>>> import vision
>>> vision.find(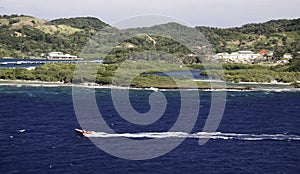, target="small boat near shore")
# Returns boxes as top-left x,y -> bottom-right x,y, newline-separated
75,128 -> 92,135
